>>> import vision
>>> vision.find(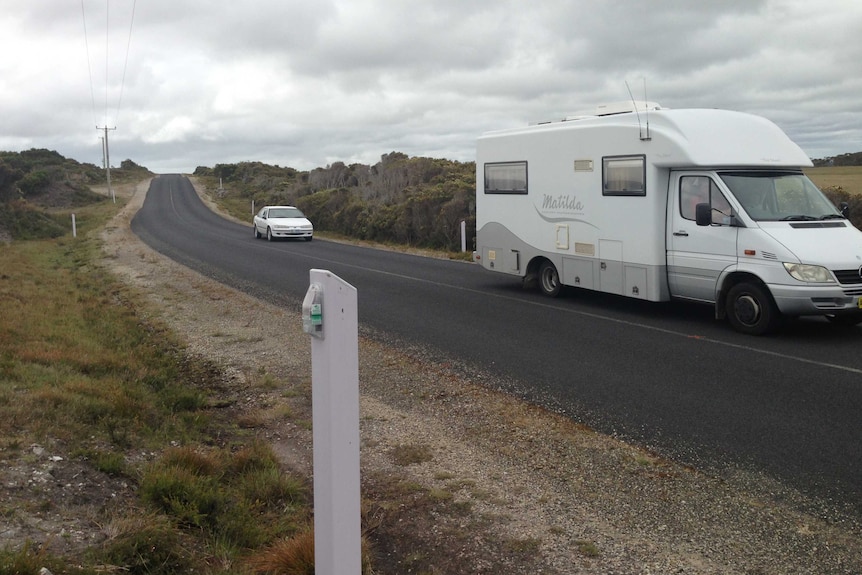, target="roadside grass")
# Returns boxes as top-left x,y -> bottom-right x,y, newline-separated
0,202 -> 321,573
